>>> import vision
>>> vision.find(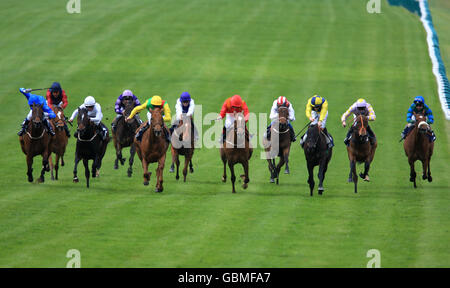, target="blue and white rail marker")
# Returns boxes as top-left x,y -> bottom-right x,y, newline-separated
418,0 -> 450,120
